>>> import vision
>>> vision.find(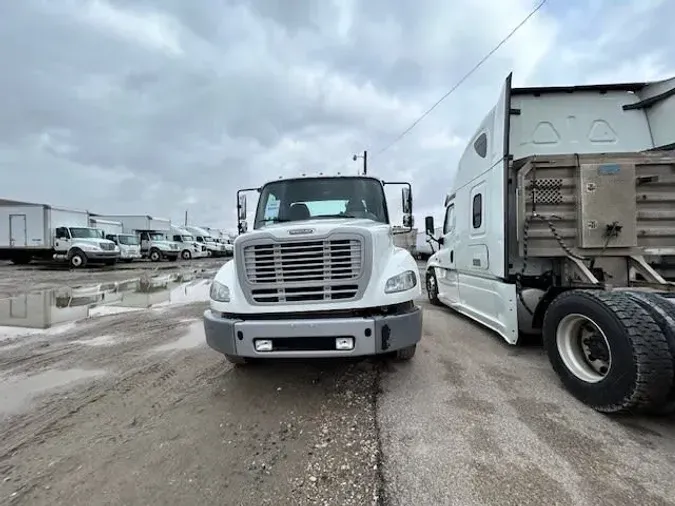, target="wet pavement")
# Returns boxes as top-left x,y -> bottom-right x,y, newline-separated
0,261 -> 675,505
